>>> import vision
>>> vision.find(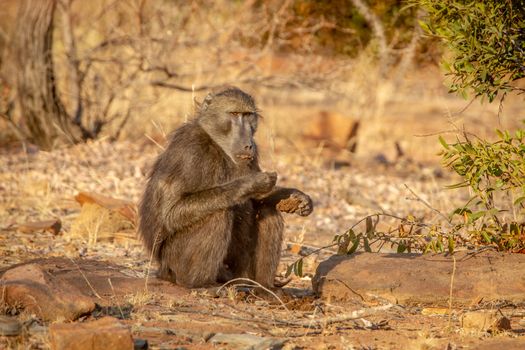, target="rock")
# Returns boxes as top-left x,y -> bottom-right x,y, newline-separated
70,192 -> 136,242
303,110 -> 360,152
49,317 -> 133,350
0,257 -> 186,311
313,251 -> 525,306
209,333 -> 284,349
0,315 -> 22,336
461,310 -> 511,333
474,339 -> 525,350
17,219 -> 62,235
0,263 -> 96,322
75,192 -> 137,223
133,339 -> 149,350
